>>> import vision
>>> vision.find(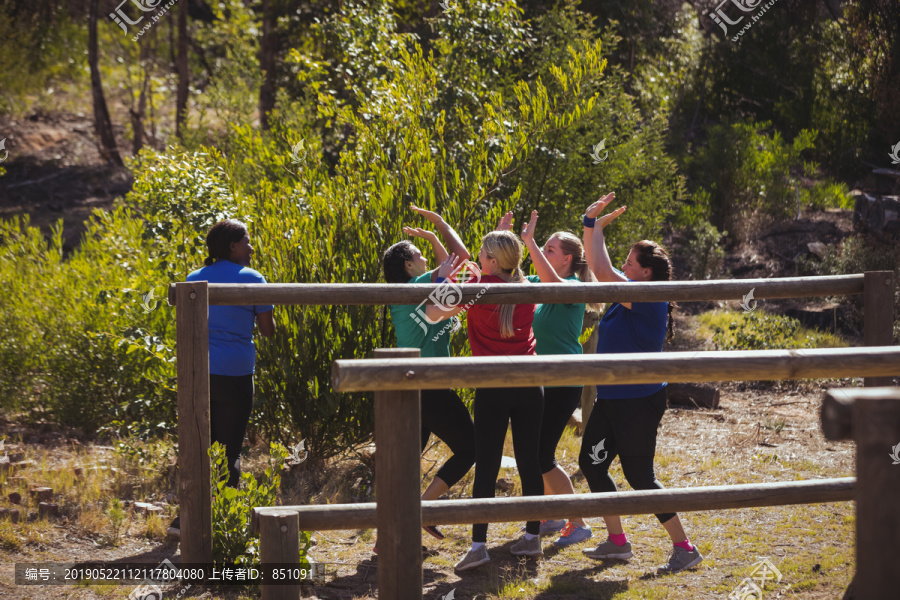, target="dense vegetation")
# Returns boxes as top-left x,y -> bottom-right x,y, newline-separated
0,0 -> 898,460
